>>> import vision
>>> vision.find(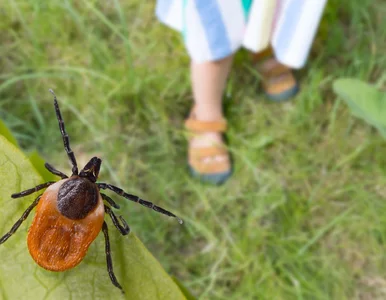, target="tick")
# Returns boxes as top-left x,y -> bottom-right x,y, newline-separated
0,89 -> 183,294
